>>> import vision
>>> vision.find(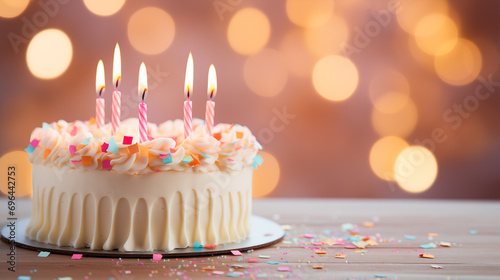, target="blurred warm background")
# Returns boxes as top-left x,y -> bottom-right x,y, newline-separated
1,0 -> 499,199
